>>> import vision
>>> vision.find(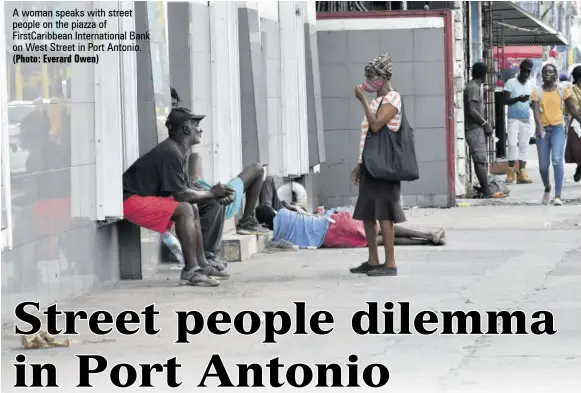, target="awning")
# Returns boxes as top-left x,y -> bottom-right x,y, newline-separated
491,1 -> 568,46
493,45 -> 543,59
